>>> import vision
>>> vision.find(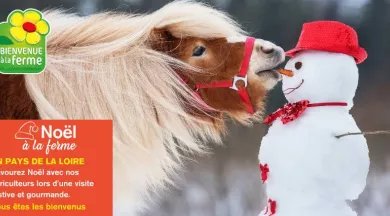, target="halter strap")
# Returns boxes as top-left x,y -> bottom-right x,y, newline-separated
185,37 -> 256,114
